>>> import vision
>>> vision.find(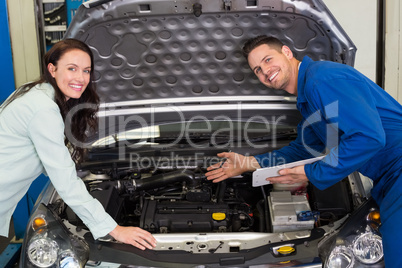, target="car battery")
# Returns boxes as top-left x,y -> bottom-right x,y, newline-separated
268,191 -> 315,233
